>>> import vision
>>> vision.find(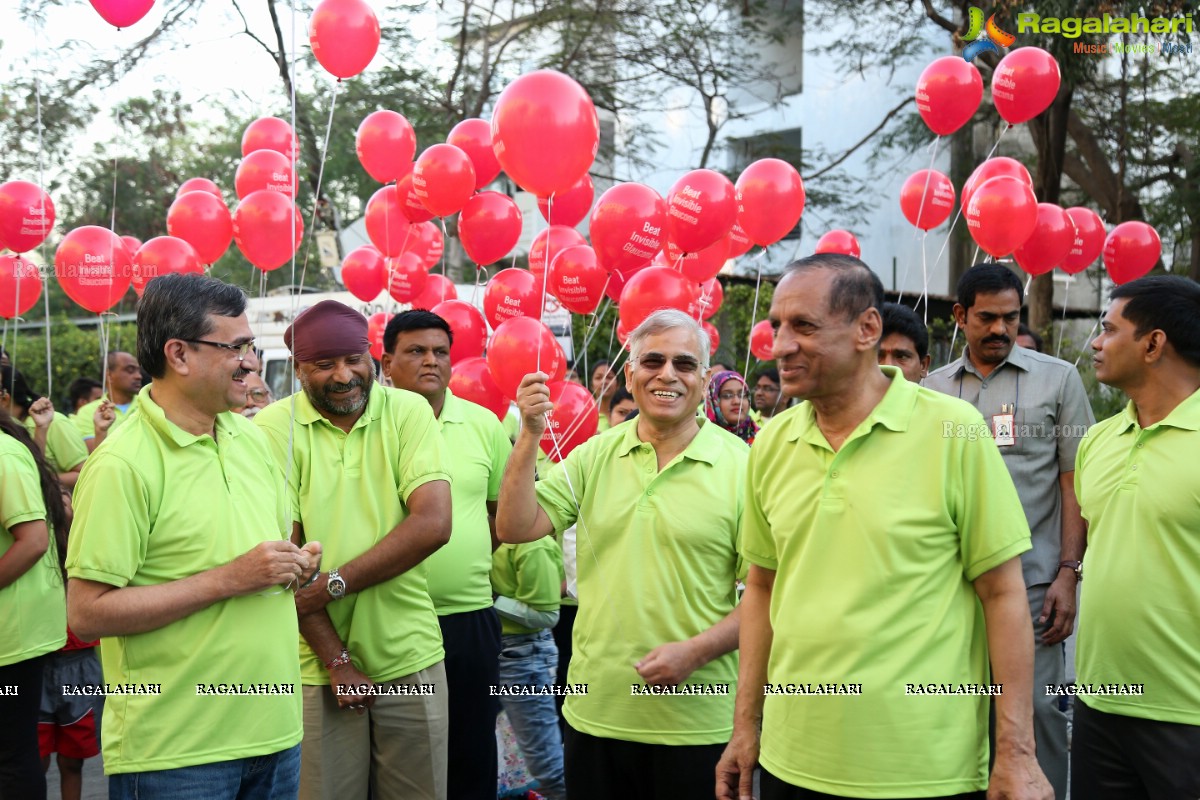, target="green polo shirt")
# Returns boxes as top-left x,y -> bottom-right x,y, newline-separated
426,389 -> 511,615
536,417 -> 748,745
255,386 -> 450,685
24,412 -> 88,474
1074,390 -> 1200,725
742,367 -> 1032,796
0,434 -> 67,667
66,386 -> 302,774
73,394 -> 139,440
491,538 -> 564,635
